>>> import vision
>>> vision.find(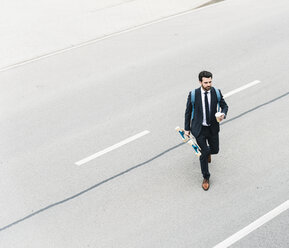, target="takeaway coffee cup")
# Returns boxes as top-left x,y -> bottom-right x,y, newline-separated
215,112 -> 224,122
